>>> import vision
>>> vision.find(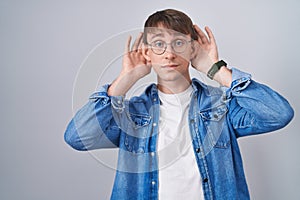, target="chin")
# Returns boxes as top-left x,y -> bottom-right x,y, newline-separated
153,66 -> 189,82
157,73 -> 185,82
